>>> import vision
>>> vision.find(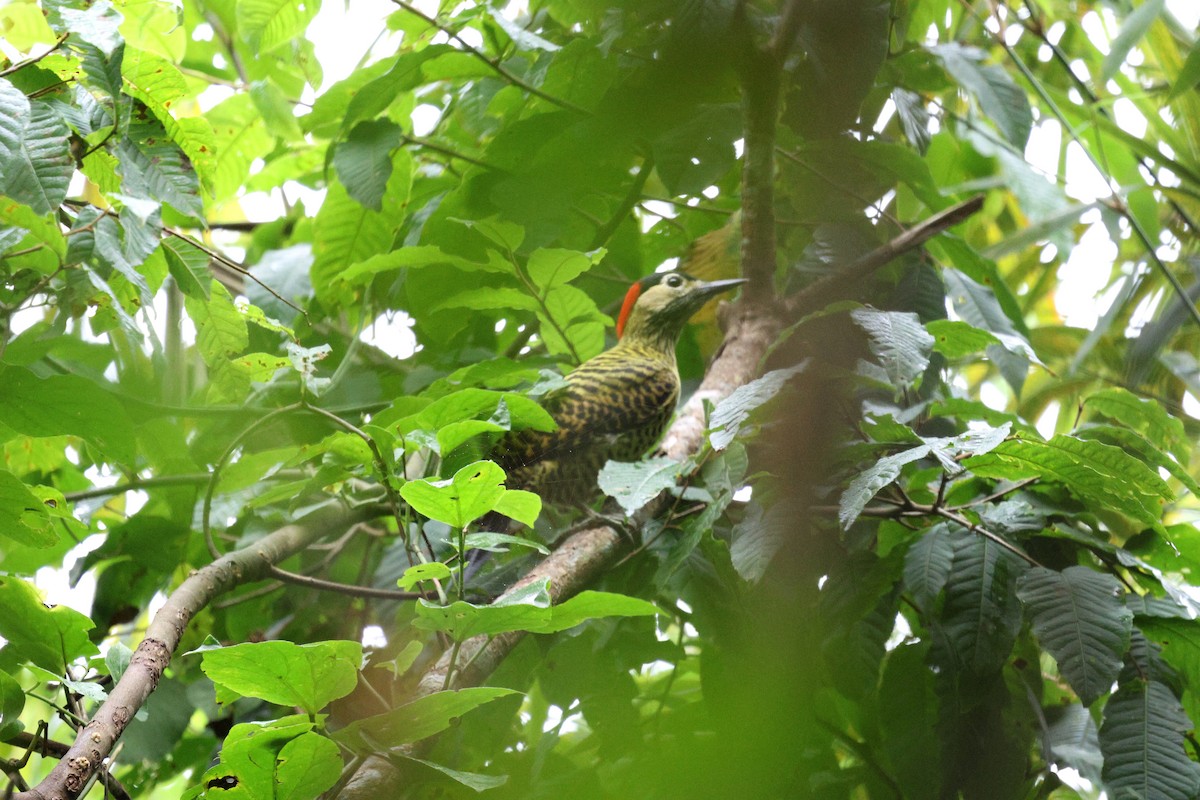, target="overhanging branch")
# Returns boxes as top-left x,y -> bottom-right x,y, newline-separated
16,503 -> 377,800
